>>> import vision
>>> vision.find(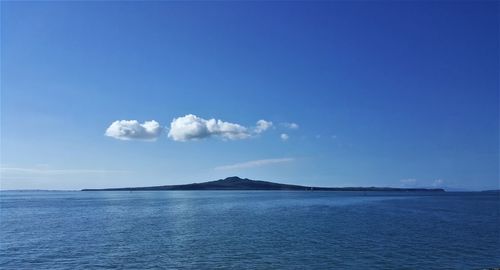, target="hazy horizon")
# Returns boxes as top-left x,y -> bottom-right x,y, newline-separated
0,175 -> 491,192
